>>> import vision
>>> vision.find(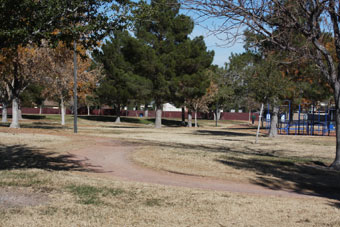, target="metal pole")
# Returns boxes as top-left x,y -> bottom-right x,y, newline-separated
298,104 -> 301,135
215,102 -> 218,127
255,103 -> 264,144
288,101 -> 291,135
318,109 -> 320,135
326,106 -> 329,136
73,40 -> 78,133
312,104 -> 315,135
